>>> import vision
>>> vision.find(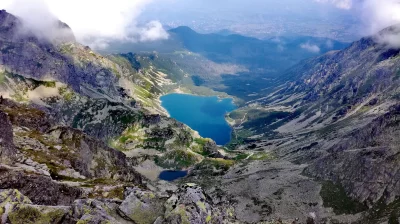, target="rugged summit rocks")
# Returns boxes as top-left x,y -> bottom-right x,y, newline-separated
0,185 -> 229,224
